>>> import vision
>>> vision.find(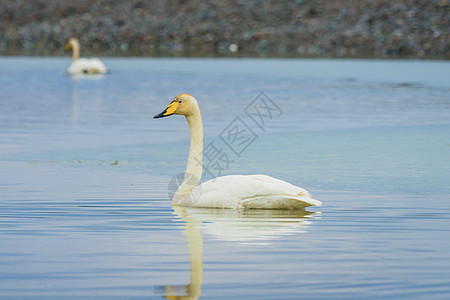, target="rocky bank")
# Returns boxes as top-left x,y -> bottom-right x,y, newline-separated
0,0 -> 448,59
